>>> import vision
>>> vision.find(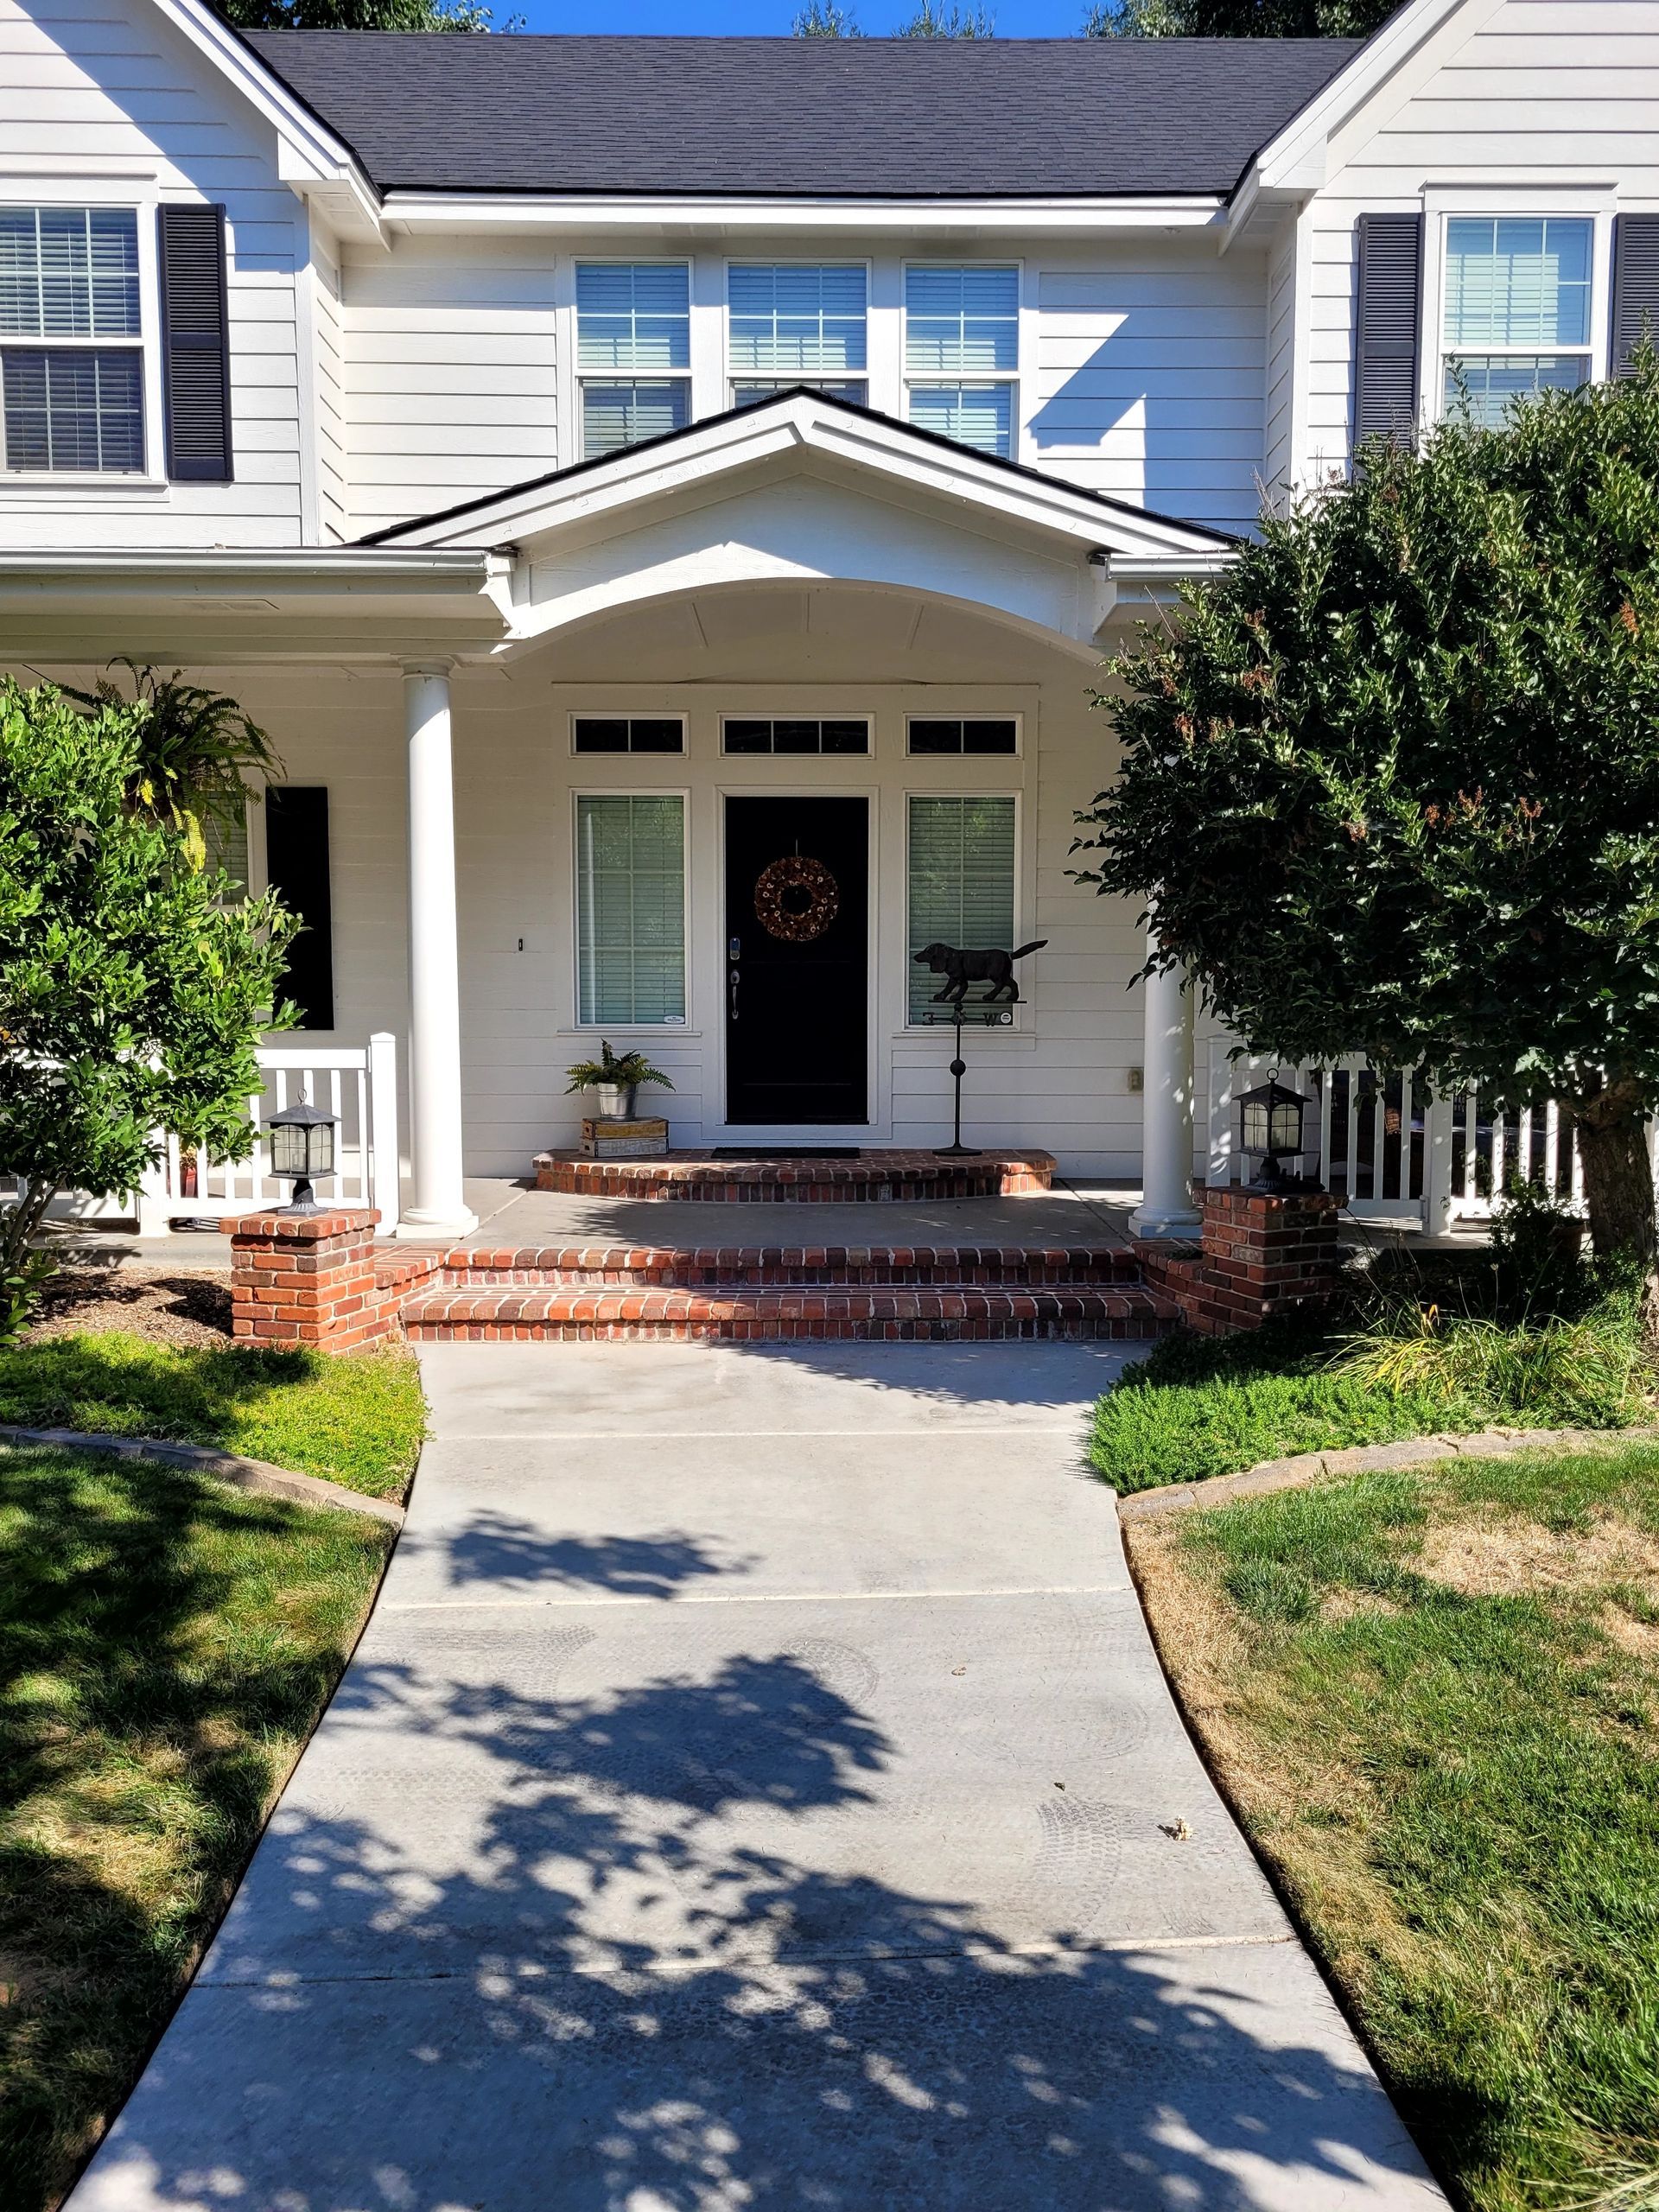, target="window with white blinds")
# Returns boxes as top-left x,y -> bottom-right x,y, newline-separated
575,794 -> 686,1026
1440,218 -> 1594,427
905,264 -> 1018,459
0,207 -> 144,472
728,264 -> 867,383
577,263 -> 690,461
906,796 -> 1016,1022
